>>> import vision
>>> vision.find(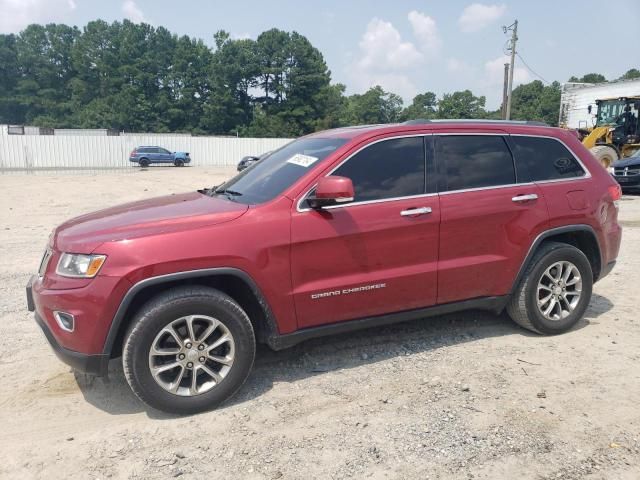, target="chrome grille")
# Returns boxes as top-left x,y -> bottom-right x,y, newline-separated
614,167 -> 640,176
38,248 -> 52,276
